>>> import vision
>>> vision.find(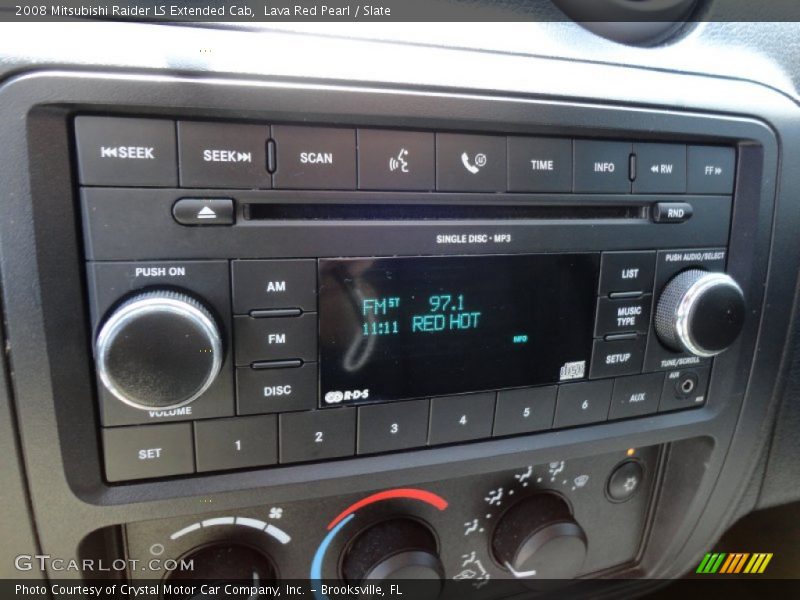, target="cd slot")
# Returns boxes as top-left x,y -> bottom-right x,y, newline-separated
245,203 -> 647,221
